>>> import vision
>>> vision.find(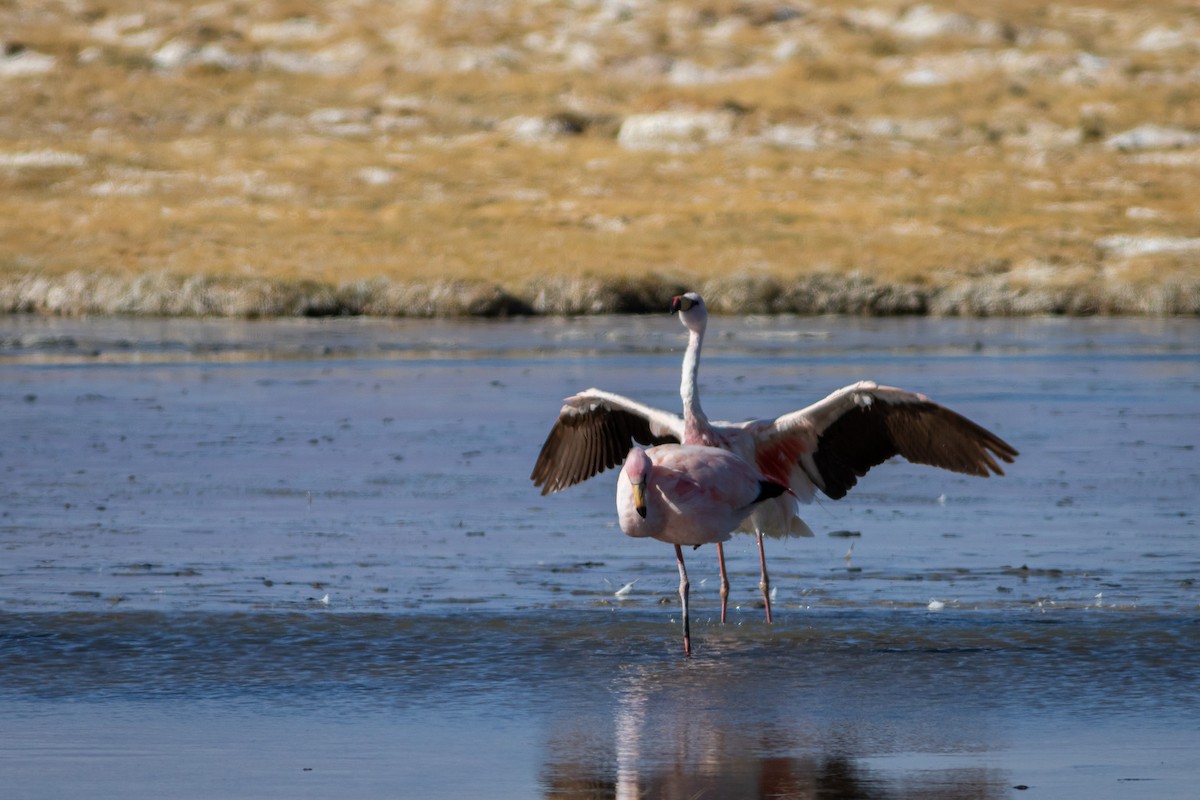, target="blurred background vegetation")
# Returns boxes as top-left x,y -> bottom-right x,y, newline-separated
1,0 -> 1197,315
